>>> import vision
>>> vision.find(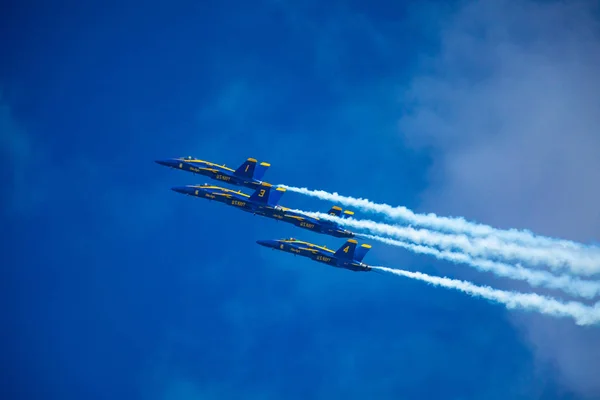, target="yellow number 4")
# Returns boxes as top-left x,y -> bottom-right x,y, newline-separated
343,245 -> 349,253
